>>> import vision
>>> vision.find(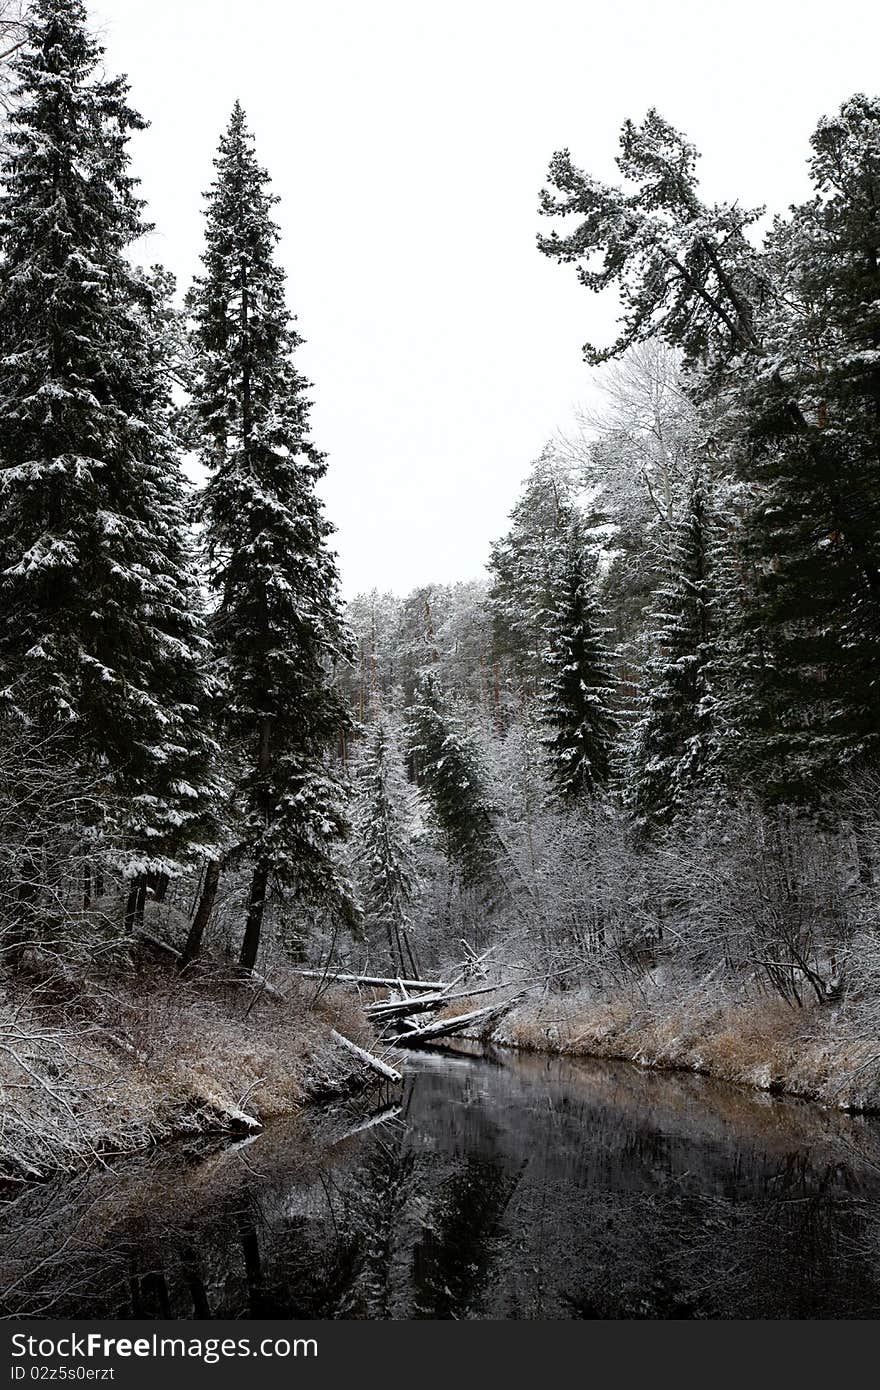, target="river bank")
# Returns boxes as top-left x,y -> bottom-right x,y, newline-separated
7,944 -> 879,1192
493,973 -> 880,1112
0,943 -> 389,1186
